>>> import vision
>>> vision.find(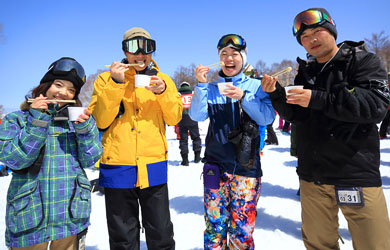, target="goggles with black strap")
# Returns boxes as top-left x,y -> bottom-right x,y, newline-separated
122,36 -> 156,55
293,9 -> 336,37
217,34 -> 246,50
